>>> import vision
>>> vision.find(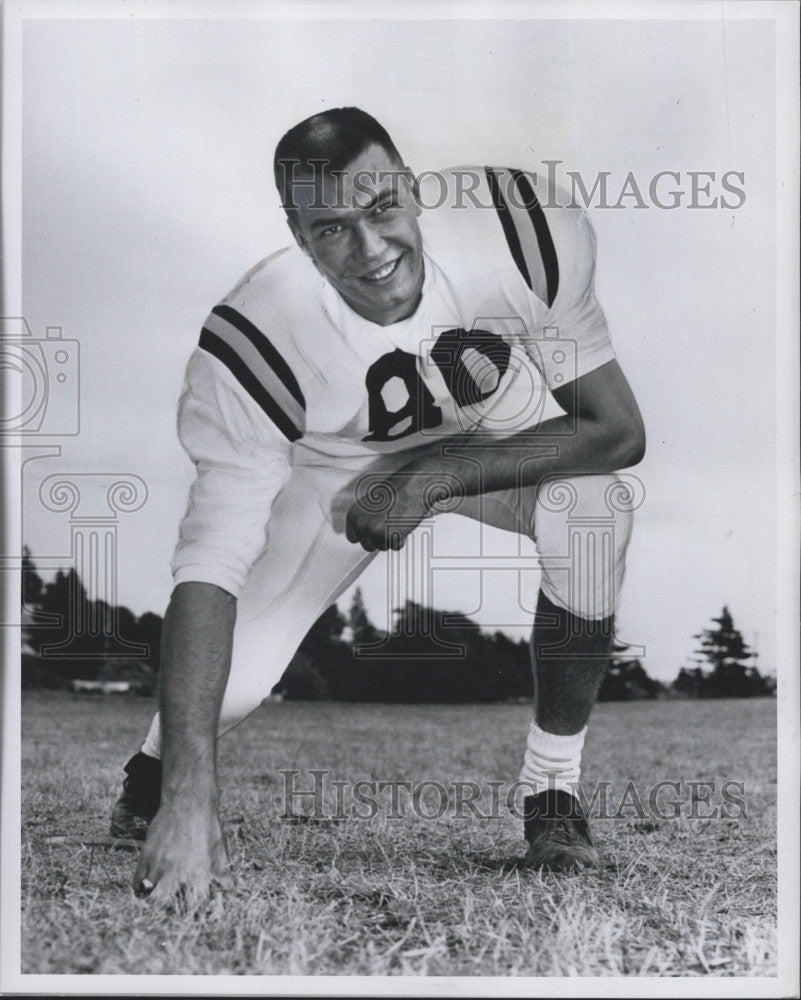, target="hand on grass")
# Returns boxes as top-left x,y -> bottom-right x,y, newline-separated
133,799 -> 233,907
